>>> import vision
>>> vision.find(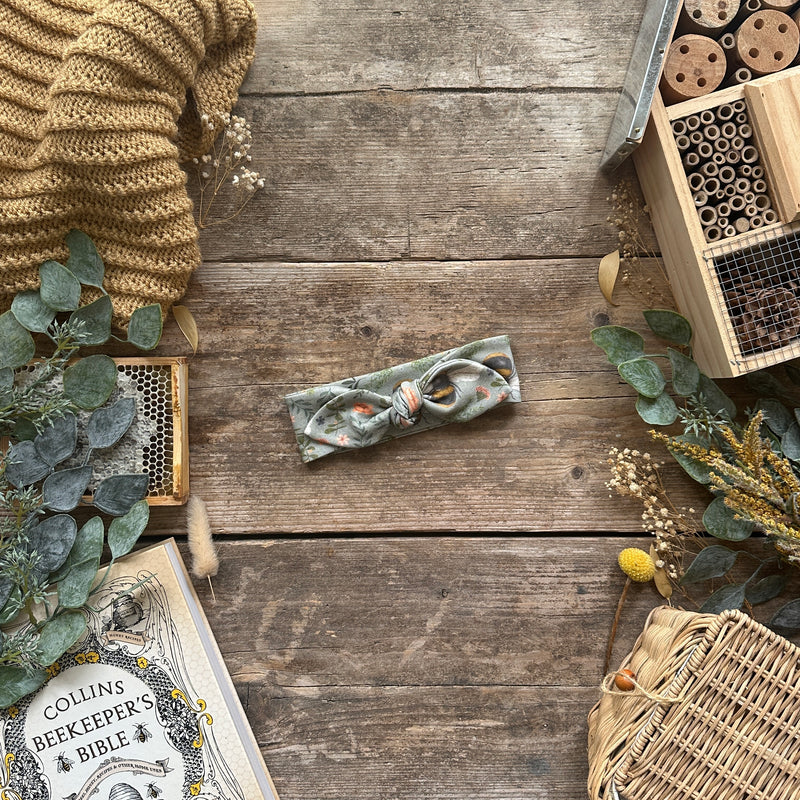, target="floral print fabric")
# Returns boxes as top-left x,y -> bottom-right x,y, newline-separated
285,336 -> 521,462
